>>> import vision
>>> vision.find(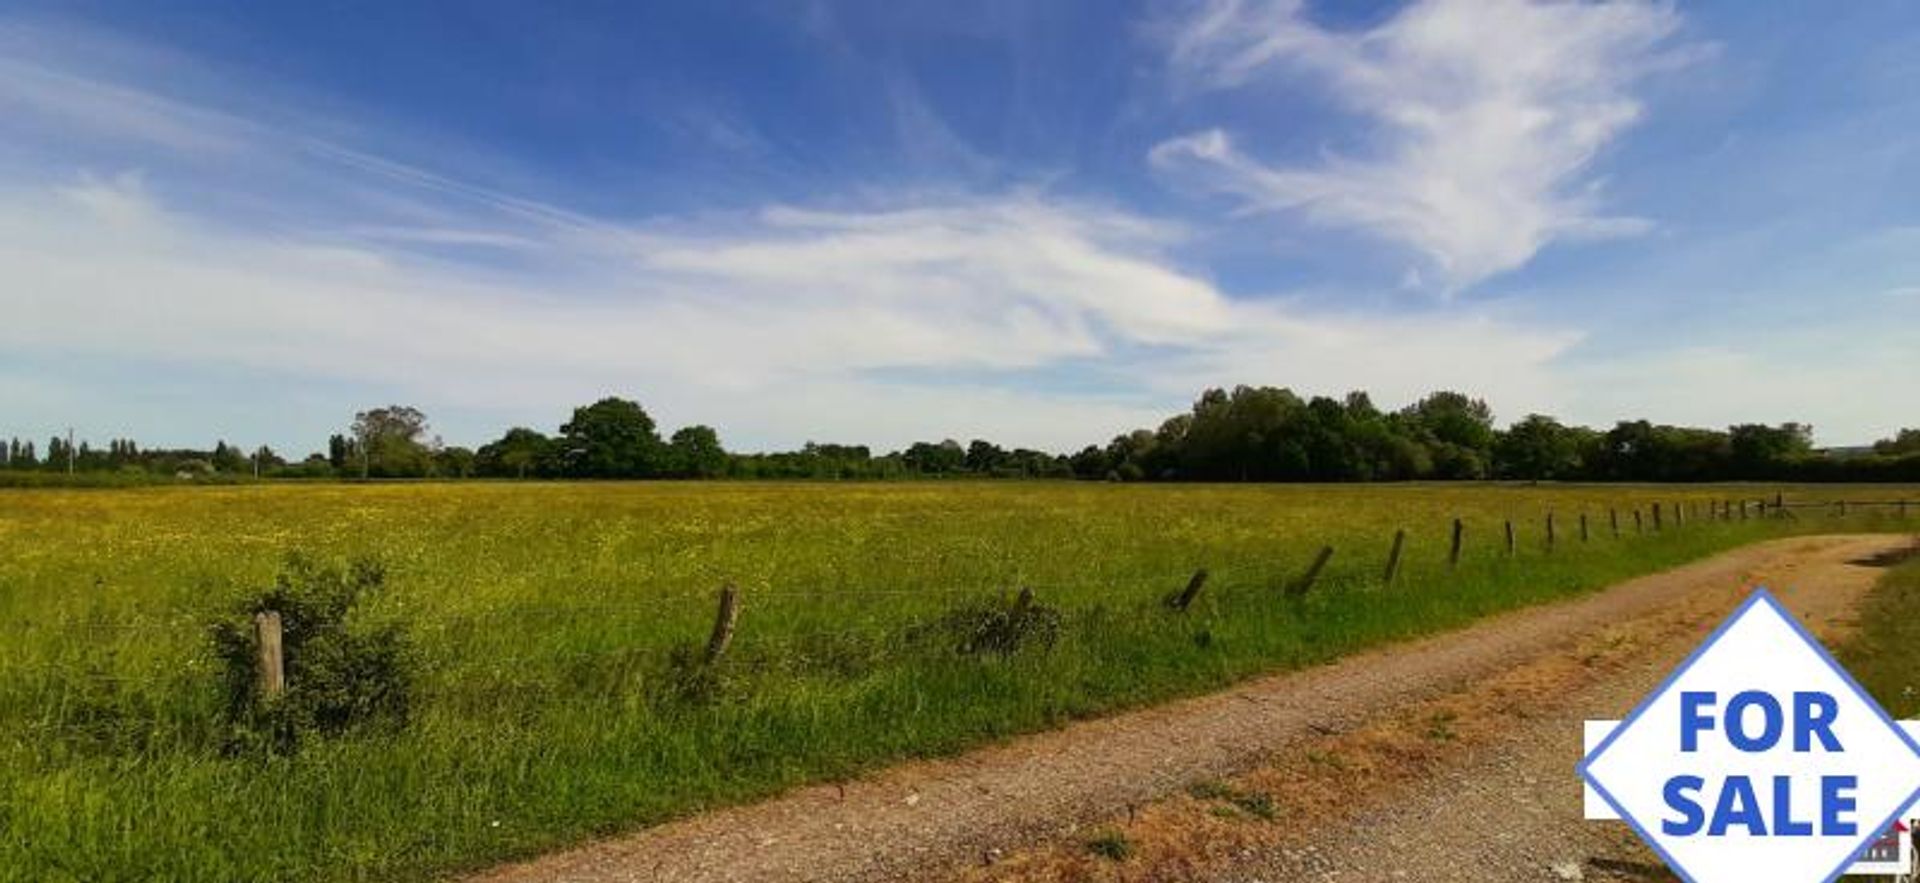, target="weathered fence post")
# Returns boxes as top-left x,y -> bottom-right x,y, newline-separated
1288,546 -> 1334,599
1740,500 -> 1749,520
1837,500 -> 1847,517
1673,502 -> 1684,528
1610,508 -> 1620,537
1546,512 -> 1556,551
1634,509 -> 1644,533
705,584 -> 741,664
1167,568 -> 1209,611
1384,530 -> 1407,585
1775,492 -> 1785,508
1448,518 -> 1464,569
1504,520 -> 1516,556
1653,503 -> 1665,531
255,610 -> 285,698
1580,512 -> 1590,543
